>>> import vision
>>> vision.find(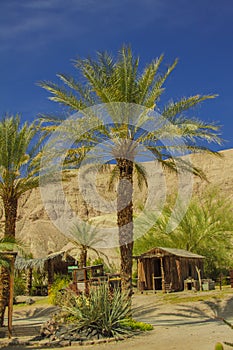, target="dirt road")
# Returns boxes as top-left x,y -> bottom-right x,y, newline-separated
1,290 -> 233,350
